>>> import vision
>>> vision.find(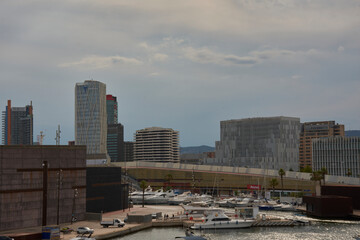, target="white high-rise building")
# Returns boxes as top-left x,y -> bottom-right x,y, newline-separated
75,80 -> 107,155
312,136 -> 360,178
134,127 -> 180,163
